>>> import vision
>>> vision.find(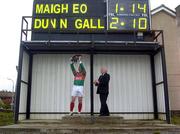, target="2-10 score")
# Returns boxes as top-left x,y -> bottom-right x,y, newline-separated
109,17 -> 148,30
